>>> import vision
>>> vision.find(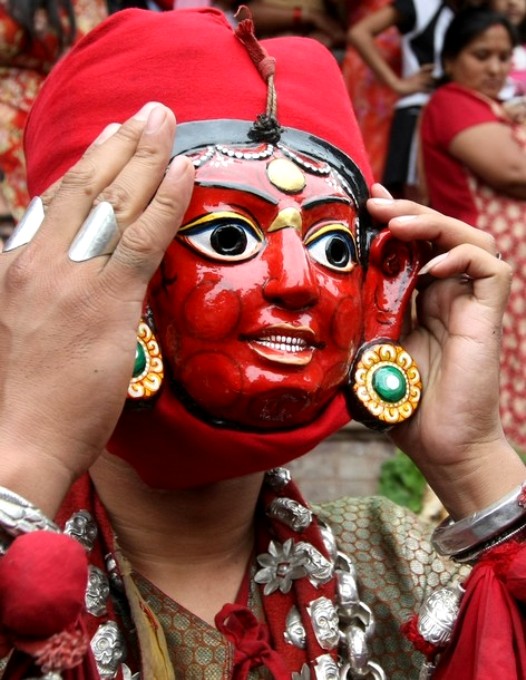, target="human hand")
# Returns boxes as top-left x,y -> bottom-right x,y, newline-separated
0,102 -> 194,512
367,184 -> 525,517
503,95 -> 526,124
394,63 -> 435,96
